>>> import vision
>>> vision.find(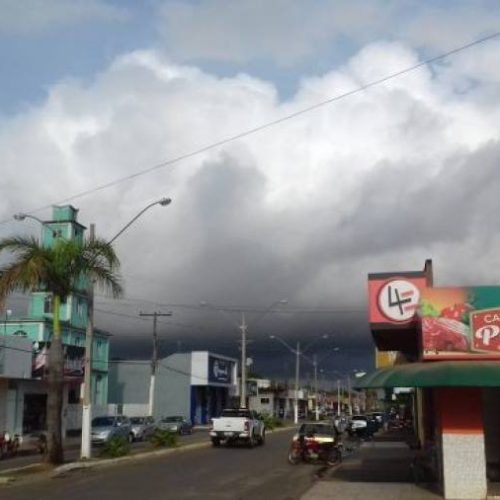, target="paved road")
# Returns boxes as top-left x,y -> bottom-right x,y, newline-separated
0,430 -> 208,473
1,429 -> 323,500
